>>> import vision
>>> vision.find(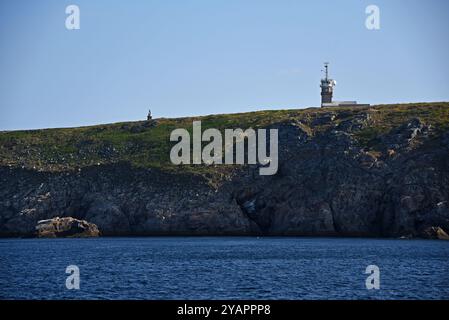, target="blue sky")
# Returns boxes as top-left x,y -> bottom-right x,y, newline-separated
1,0 -> 448,130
